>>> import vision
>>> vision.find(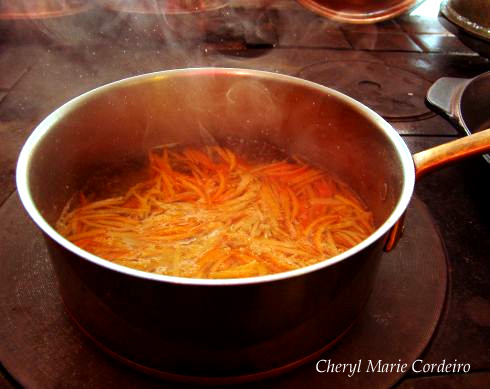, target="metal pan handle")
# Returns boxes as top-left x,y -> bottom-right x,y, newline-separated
412,128 -> 490,179
384,128 -> 490,251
